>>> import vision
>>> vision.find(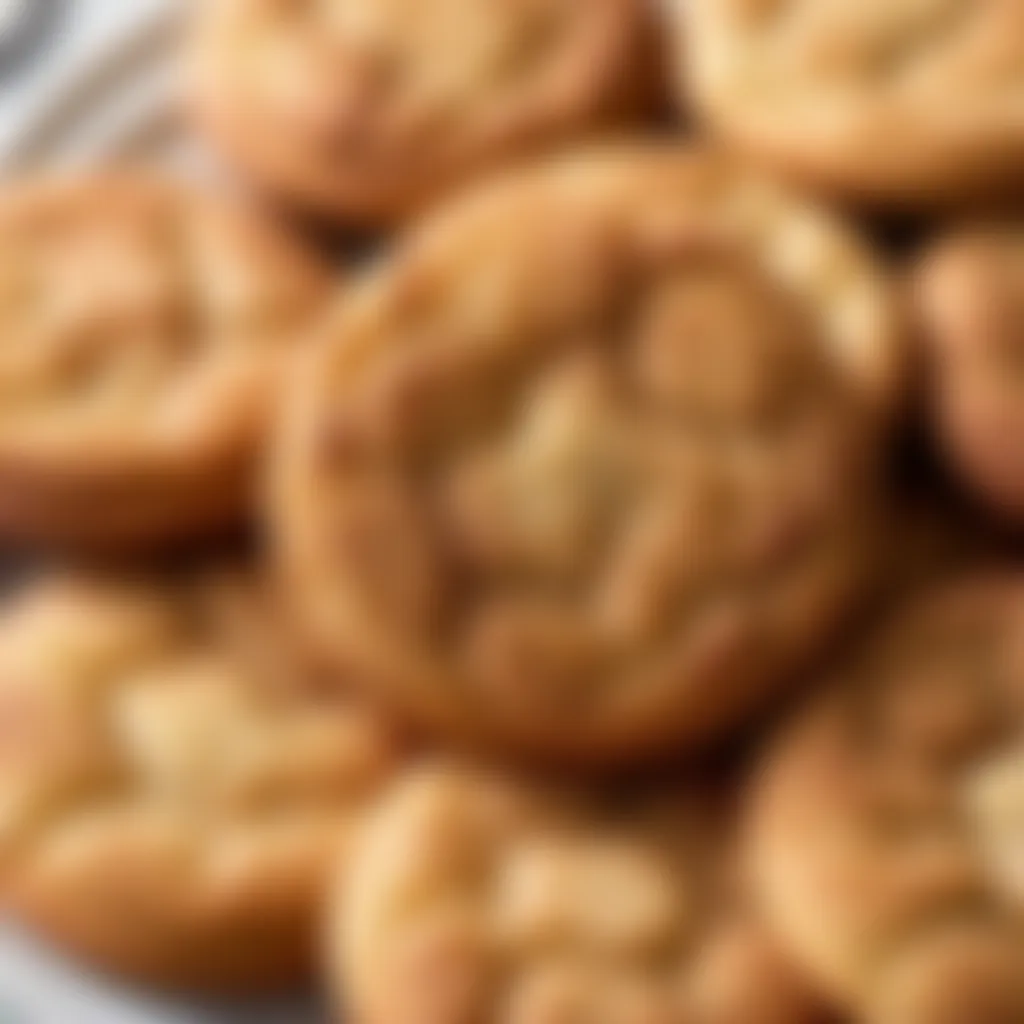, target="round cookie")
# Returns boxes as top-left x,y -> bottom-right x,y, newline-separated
189,0 -> 660,228
336,764 -> 825,1024
271,147 -> 900,766
679,0 -> 1024,207
749,575 -> 1024,1022
0,572 -> 397,991
915,226 -> 1024,521
0,175 -> 330,550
